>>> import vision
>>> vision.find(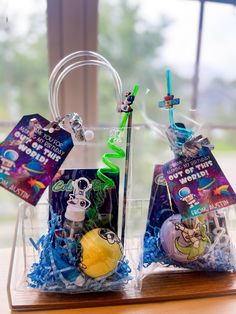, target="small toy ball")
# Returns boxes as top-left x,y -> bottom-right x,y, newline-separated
160,214 -> 210,263
80,228 -> 123,279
